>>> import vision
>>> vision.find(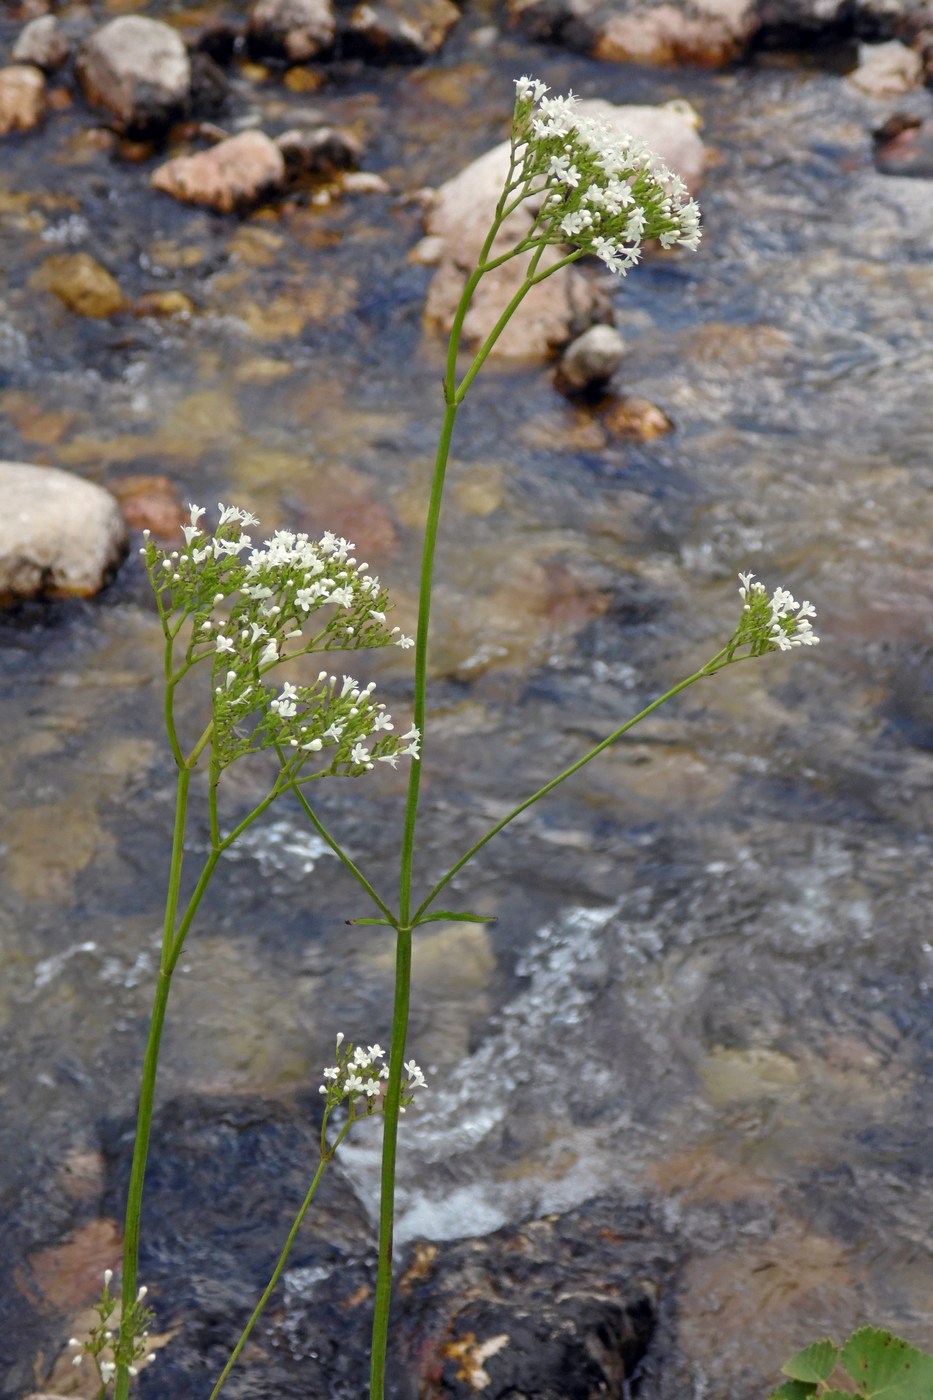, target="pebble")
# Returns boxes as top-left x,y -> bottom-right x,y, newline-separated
0,461 -> 129,603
